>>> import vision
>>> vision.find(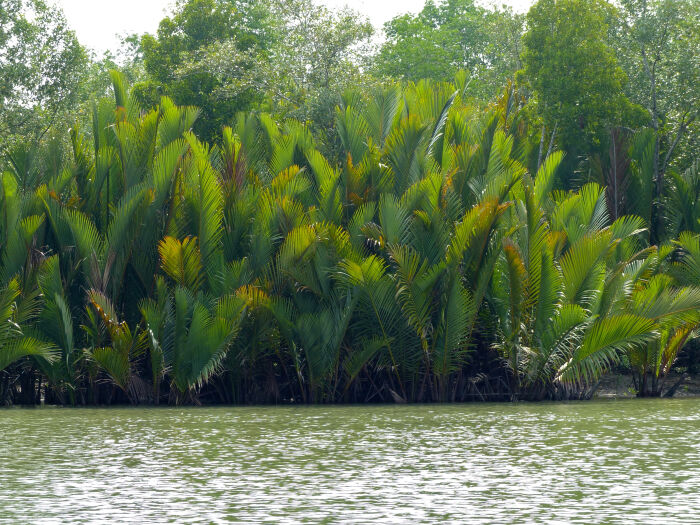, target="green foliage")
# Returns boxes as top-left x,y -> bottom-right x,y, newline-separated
374,0 -> 524,100
522,0 -> 633,152
138,0 -> 275,142
615,0 -> 699,172
0,0 -> 87,147
0,279 -> 56,373
0,4 -> 698,403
